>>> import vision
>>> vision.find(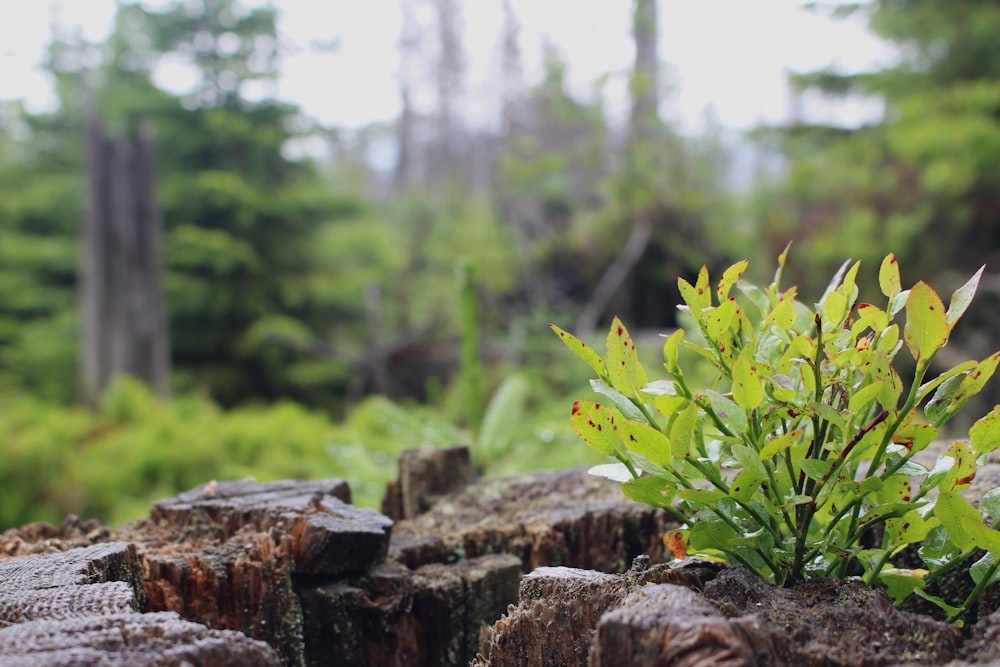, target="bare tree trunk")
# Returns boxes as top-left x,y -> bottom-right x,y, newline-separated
80,113 -> 170,406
